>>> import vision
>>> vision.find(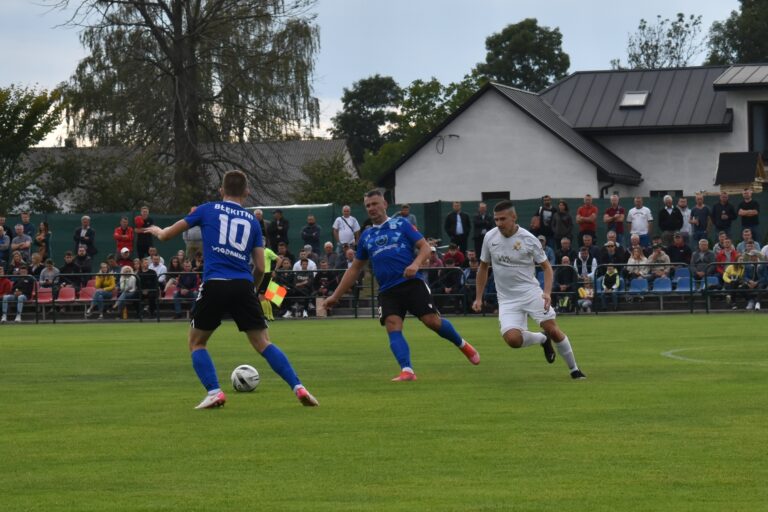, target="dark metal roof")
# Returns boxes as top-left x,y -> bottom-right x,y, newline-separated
715,152 -> 765,185
713,64 -> 768,89
491,83 -> 643,185
540,67 -> 732,133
